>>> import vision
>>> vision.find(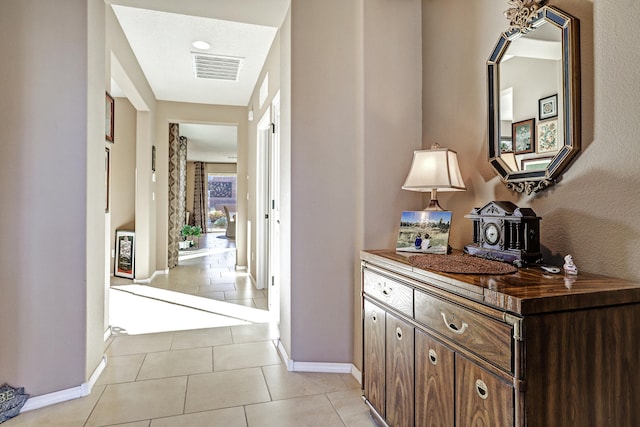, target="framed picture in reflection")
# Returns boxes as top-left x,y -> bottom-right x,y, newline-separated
536,119 -> 559,154
539,94 -> 558,120
521,156 -> 553,172
513,119 -> 535,154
